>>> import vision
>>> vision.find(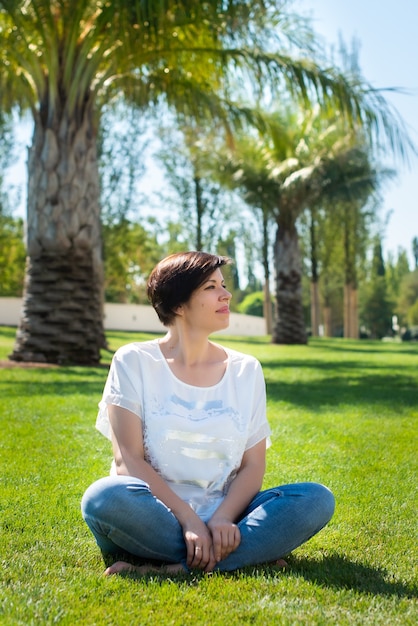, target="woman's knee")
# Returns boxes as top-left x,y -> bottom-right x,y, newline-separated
81,476 -> 150,521
307,482 -> 335,526
81,477 -> 113,521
